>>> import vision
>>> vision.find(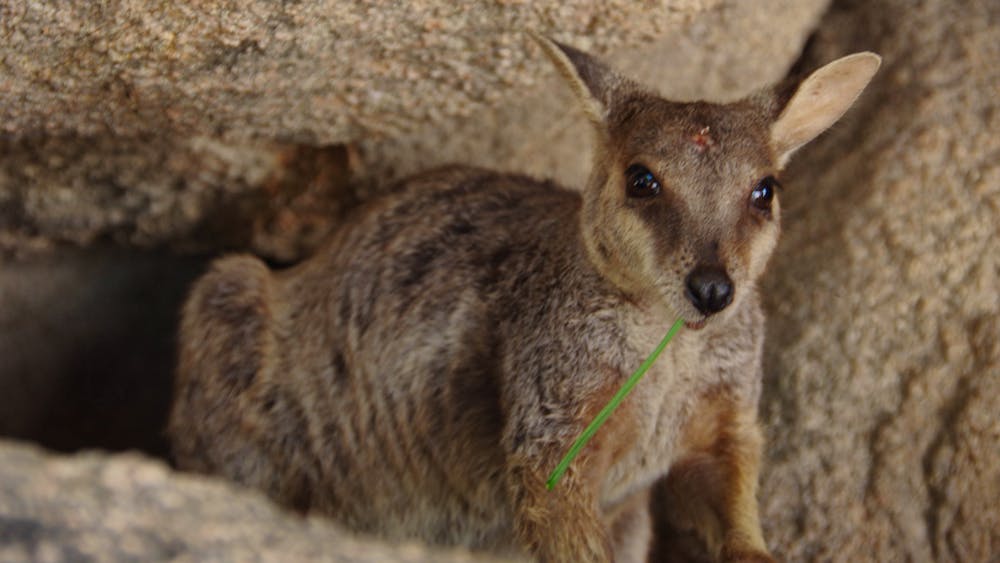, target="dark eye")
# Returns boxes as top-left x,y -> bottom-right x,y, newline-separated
625,164 -> 661,198
749,175 -> 779,214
